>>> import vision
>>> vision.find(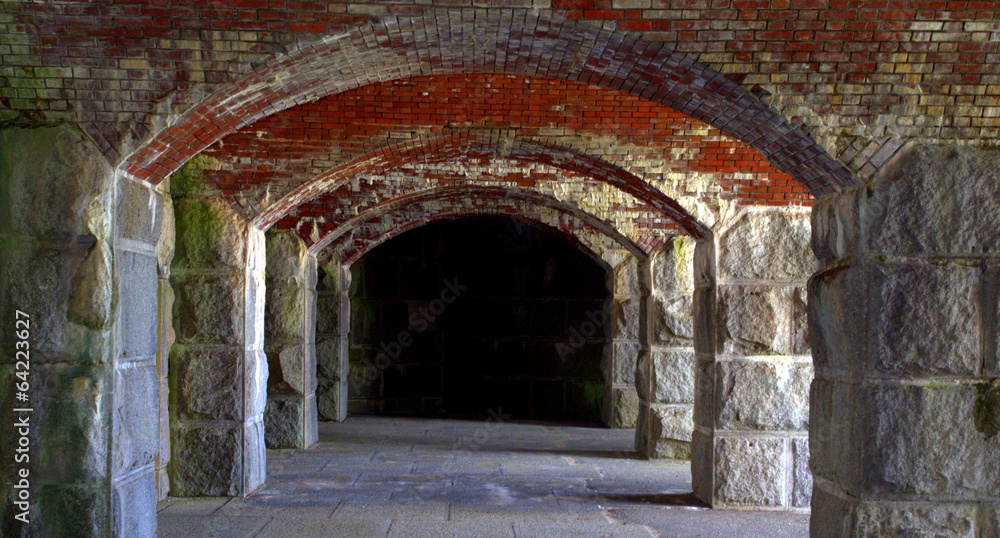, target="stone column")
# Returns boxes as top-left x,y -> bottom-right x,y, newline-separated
315,251 -> 350,422
603,252 -> 644,428
692,207 -> 814,510
637,237 -> 696,459
169,196 -> 267,496
263,230 -> 318,449
810,145 -> 1000,535
1,125 -> 164,535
